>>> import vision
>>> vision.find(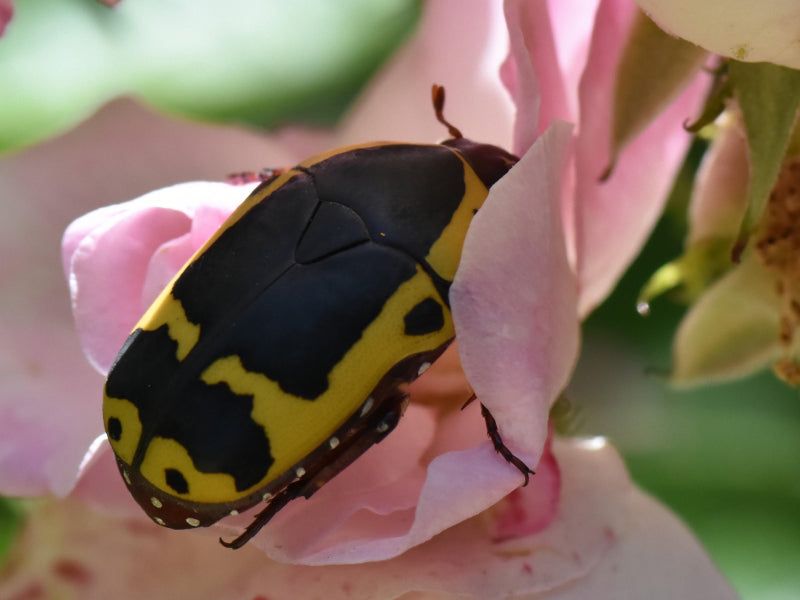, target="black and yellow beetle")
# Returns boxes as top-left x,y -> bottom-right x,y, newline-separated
102,86 -> 530,549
